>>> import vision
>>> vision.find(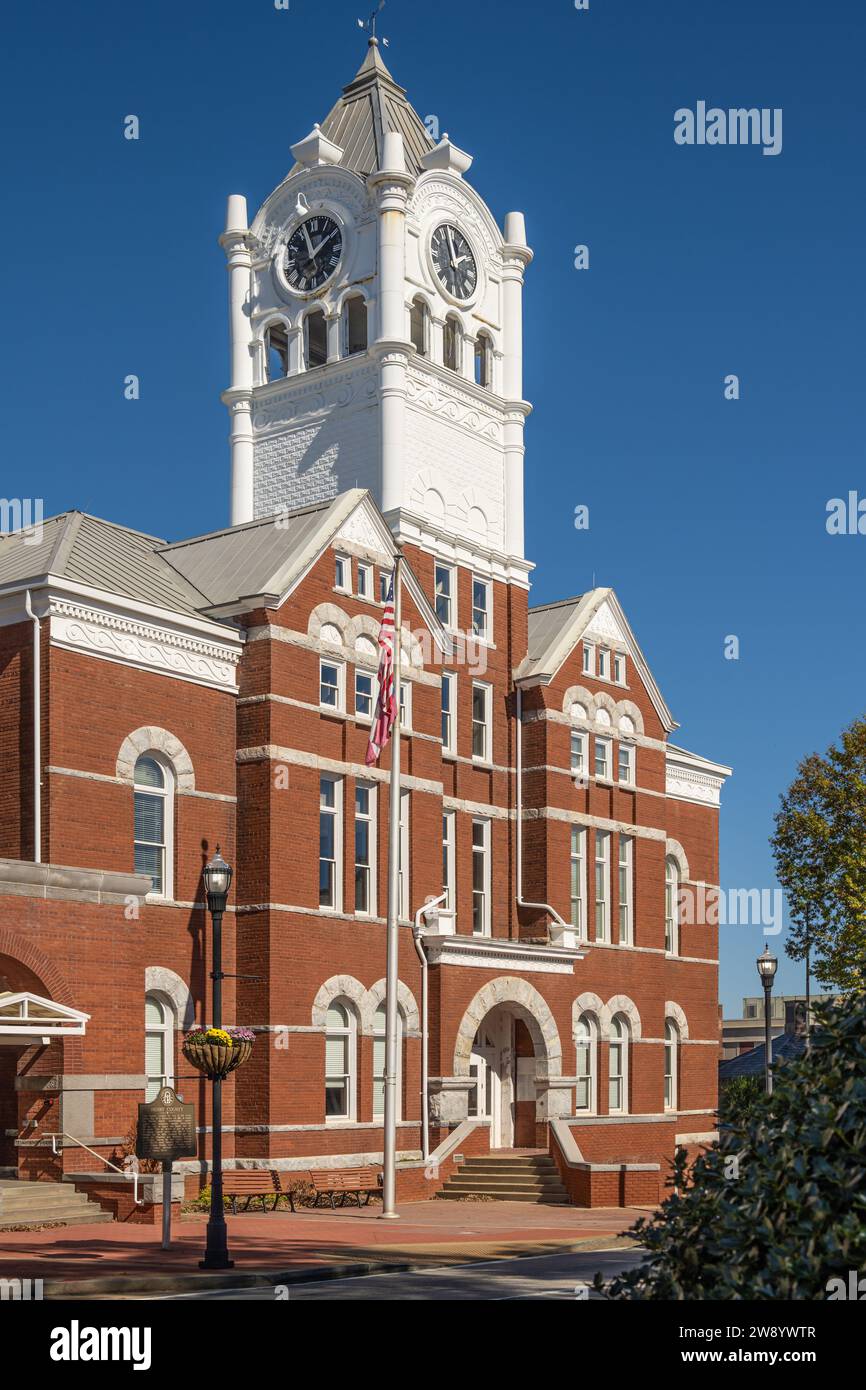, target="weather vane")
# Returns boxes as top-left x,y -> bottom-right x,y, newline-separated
358,0 -> 389,47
